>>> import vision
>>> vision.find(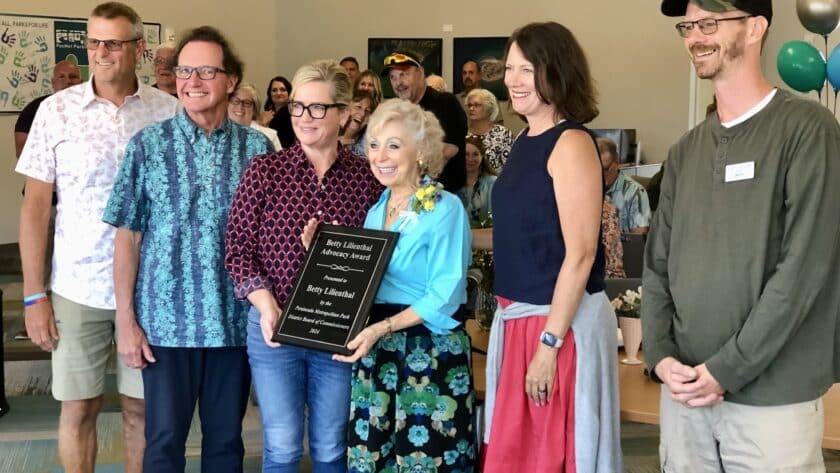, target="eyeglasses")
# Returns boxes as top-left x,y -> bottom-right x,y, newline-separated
466,102 -> 483,109
384,53 -> 418,66
85,37 -> 141,51
172,65 -> 227,80
153,57 -> 173,67
230,97 -> 255,108
675,15 -> 752,37
288,101 -> 344,119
